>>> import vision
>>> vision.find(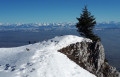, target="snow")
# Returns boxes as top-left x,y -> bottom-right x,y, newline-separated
0,35 -> 95,77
